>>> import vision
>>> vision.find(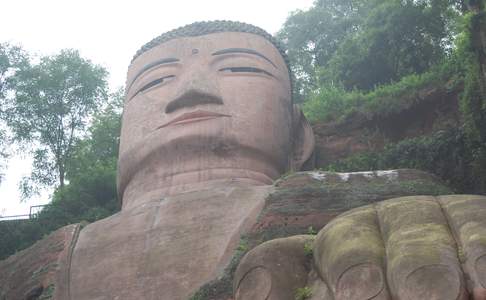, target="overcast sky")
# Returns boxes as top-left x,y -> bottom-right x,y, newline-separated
0,0 -> 314,216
